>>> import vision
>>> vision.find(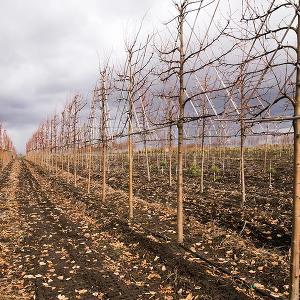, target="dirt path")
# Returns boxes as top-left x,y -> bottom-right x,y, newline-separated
1,159 -> 280,299
16,160 -> 150,299
0,160 -> 33,299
